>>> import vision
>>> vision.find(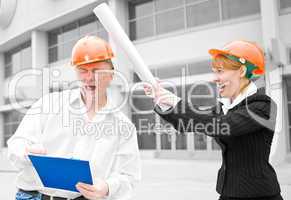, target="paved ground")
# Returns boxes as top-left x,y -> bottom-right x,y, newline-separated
1,159 -> 291,200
